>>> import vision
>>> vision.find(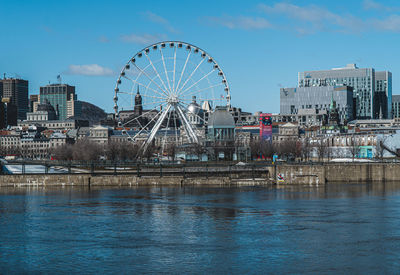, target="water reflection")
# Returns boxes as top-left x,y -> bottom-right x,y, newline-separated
1,183 -> 400,273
